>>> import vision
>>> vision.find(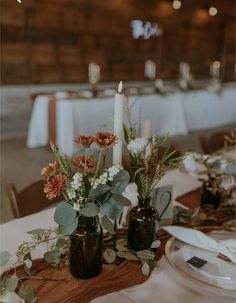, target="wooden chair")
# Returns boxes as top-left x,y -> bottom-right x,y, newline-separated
6,180 -> 62,218
199,130 -> 232,154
